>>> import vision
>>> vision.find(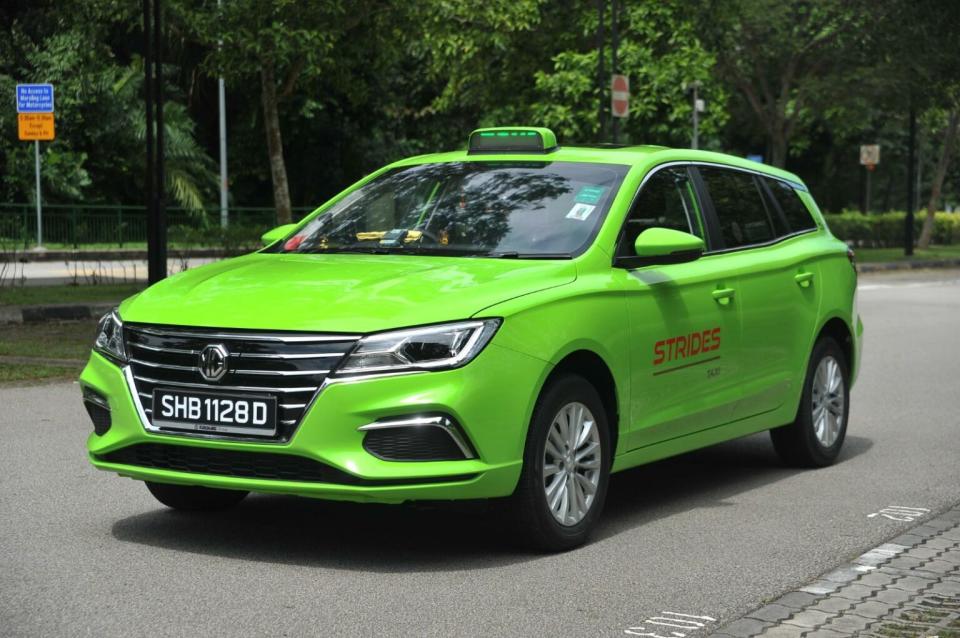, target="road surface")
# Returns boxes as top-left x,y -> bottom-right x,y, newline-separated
1,269 -> 958,637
